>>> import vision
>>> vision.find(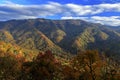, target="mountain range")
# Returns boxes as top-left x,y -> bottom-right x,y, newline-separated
0,18 -> 120,59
